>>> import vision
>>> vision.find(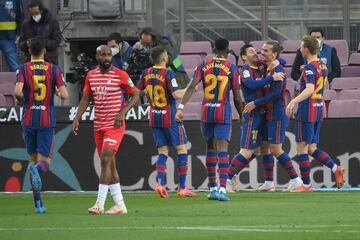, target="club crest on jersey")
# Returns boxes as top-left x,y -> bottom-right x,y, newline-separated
171,78 -> 178,87
243,70 -> 250,78
93,86 -> 107,100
